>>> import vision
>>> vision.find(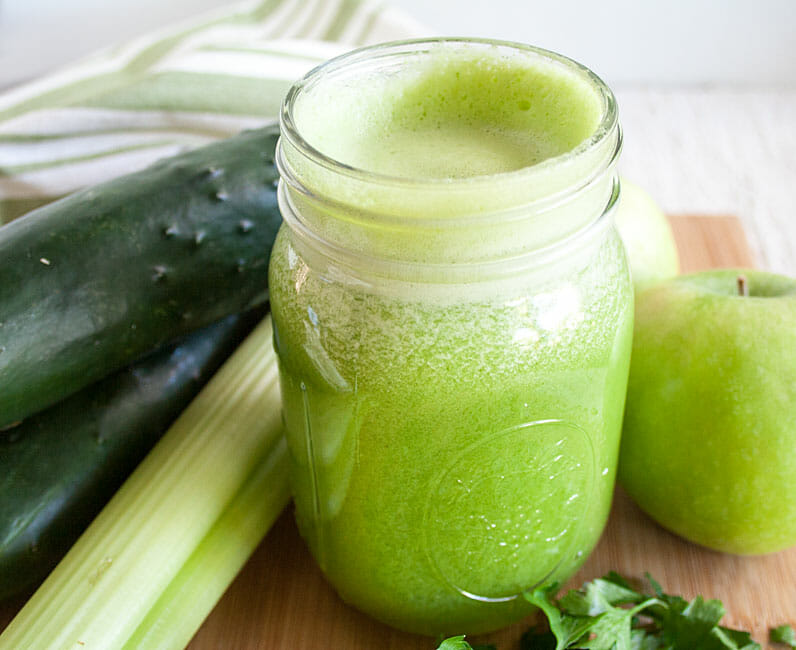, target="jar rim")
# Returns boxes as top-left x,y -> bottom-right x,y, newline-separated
276,174 -> 621,285
279,37 -> 619,191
